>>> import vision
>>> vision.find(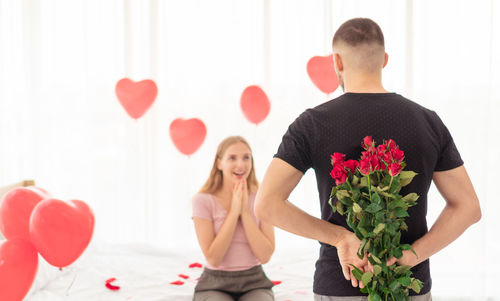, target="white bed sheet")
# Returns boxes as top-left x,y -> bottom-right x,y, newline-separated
25,241 -> 316,301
